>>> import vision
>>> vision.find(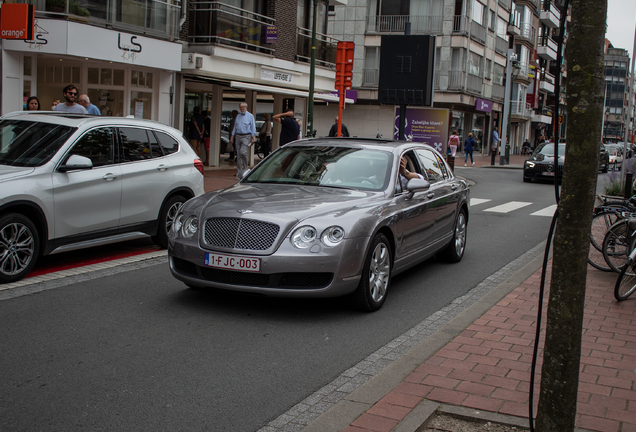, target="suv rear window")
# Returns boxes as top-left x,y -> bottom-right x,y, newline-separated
0,120 -> 76,167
